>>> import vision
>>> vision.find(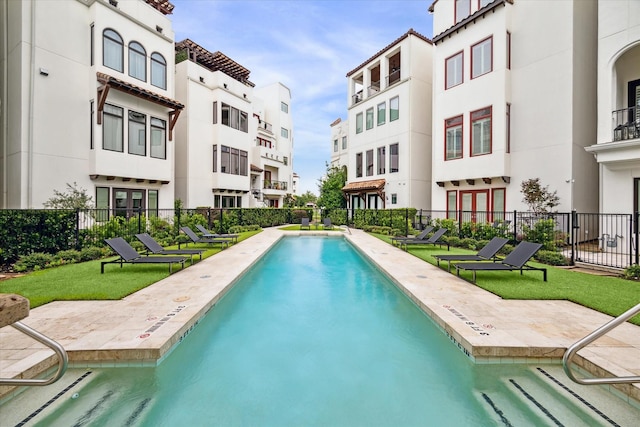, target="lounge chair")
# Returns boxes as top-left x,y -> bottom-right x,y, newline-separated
322,218 -> 333,230
454,241 -> 546,283
180,226 -> 232,248
390,226 -> 434,247
400,228 -> 449,251
300,218 -> 311,230
195,224 -> 239,243
102,237 -> 187,274
135,233 -> 204,263
432,237 -> 509,272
